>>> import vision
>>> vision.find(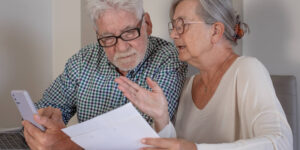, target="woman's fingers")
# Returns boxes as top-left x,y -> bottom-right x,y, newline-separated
146,77 -> 163,93
142,138 -> 175,148
115,76 -> 168,120
118,76 -> 141,91
140,147 -> 166,150
116,76 -> 140,93
115,77 -> 140,96
141,138 -> 197,150
118,85 -> 137,102
116,79 -> 144,108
